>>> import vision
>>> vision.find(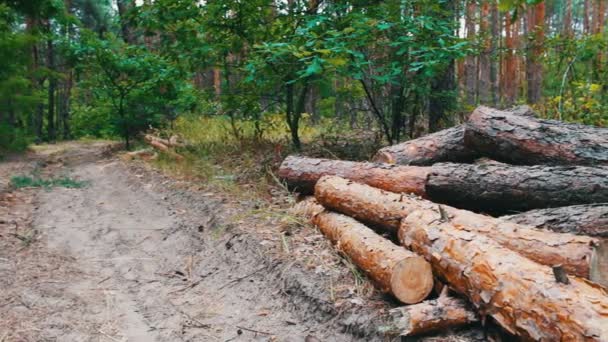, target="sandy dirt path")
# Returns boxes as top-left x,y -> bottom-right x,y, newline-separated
1,145 -> 353,342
